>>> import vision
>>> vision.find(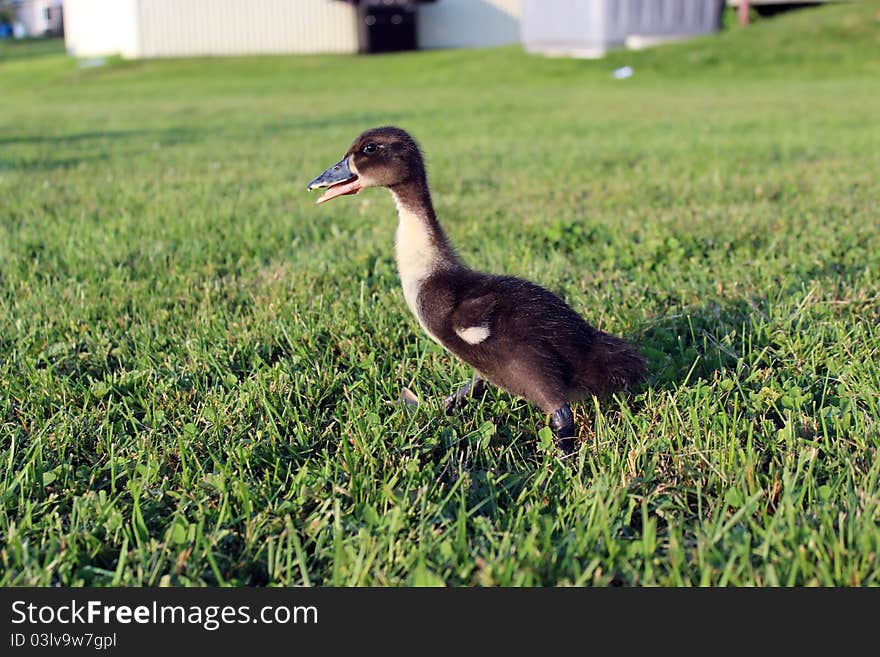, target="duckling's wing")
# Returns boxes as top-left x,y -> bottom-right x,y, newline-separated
452,292 -> 498,329
451,292 -> 499,345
